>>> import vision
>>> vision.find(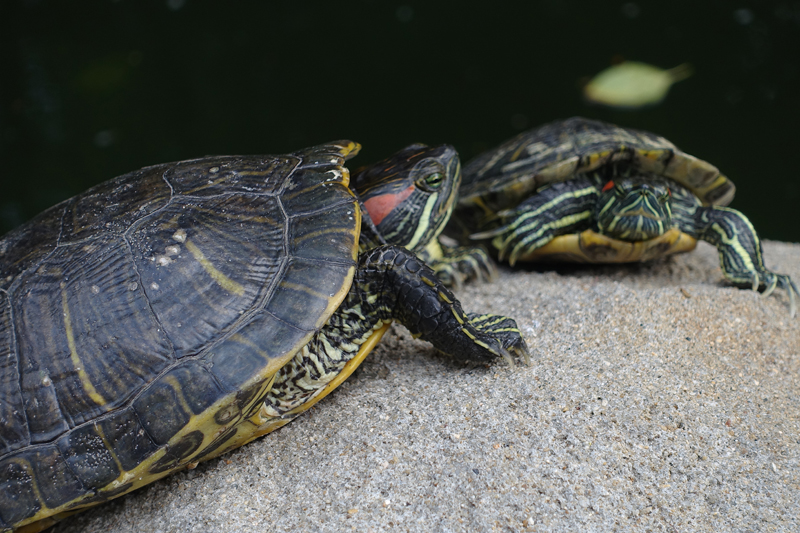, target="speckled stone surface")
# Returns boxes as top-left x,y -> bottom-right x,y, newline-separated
54,241 -> 799,533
